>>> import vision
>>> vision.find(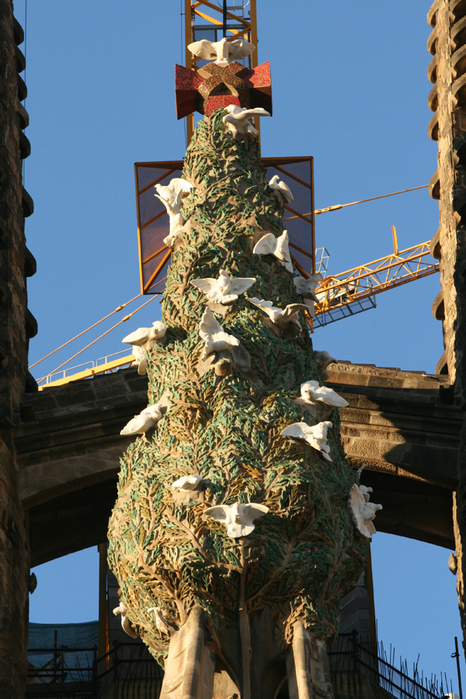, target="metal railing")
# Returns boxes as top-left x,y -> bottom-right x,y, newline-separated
37,350 -> 136,390
27,641 -> 163,698
95,641 -> 163,698
27,634 -> 453,699
328,632 -> 453,699
27,645 -> 97,698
